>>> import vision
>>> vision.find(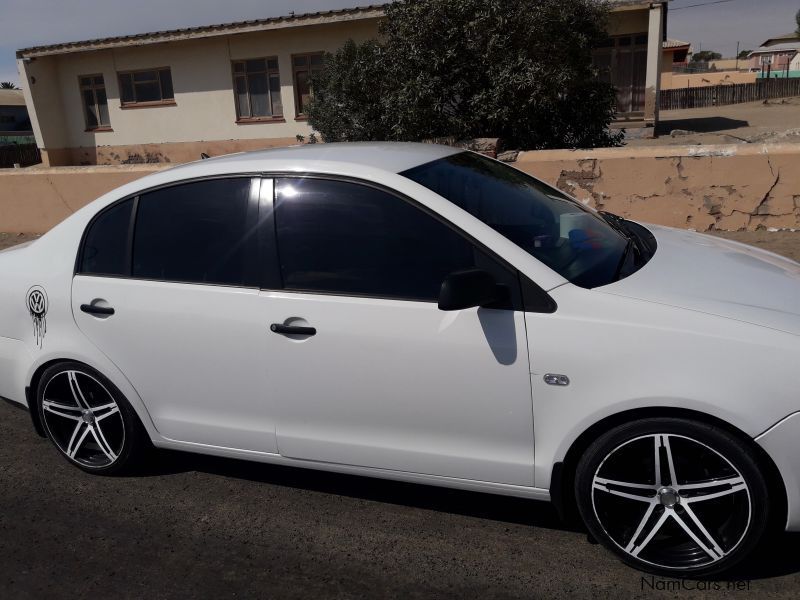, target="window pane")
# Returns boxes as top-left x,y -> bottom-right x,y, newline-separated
119,74 -> 134,103
134,81 -> 161,102
93,76 -> 105,86
96,87 -> 110,125
233,62 -> 245,73
159,69 -> 174,99
267,58 -> 279,70
293,55 -> 307,67
275,178 -> 477,300
235,76 -> 250,118
269,74 -> 282,116
81,199 -> 133,276
83,89 -> 99,128
246,58 -> 266,73
133,179 -> 255,286
80,76 -> 92,87
310,54 -> 323,66
133,70 -> 157,82
295,70 -> 310,114
248,73 -> 269,116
